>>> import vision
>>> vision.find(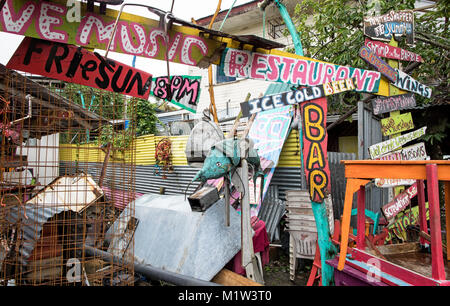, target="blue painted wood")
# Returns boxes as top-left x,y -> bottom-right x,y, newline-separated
311,201 -> 337,286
